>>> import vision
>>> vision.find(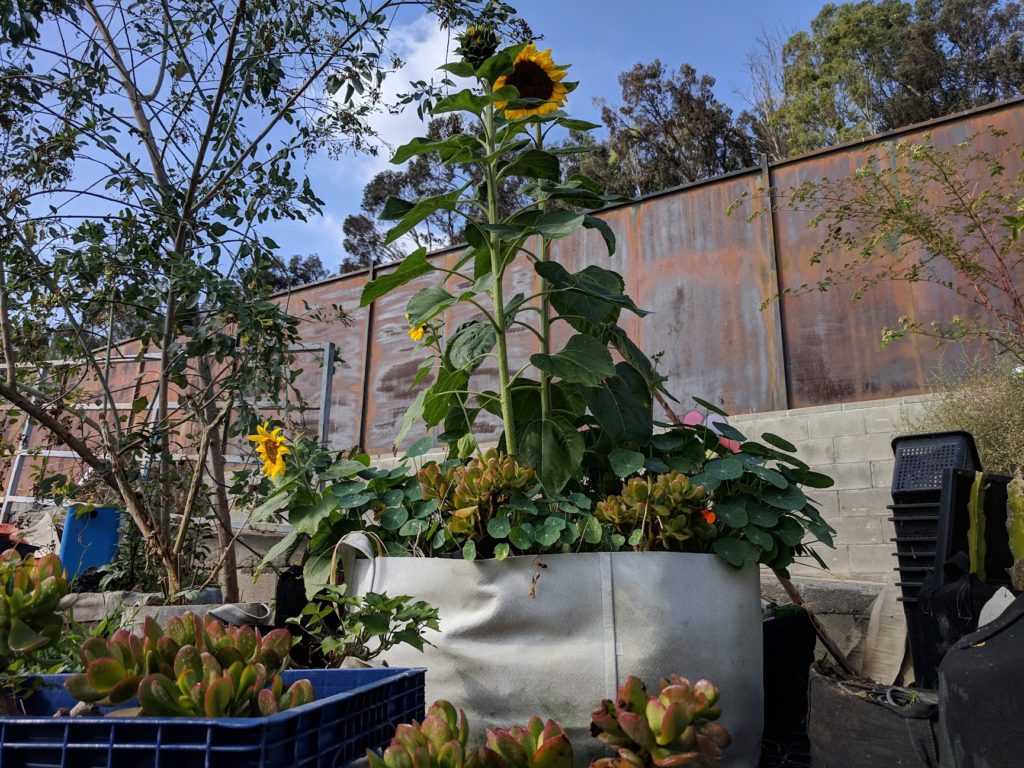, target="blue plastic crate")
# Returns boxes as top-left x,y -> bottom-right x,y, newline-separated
59,505 -> 121,582
0,668 -> 424,768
